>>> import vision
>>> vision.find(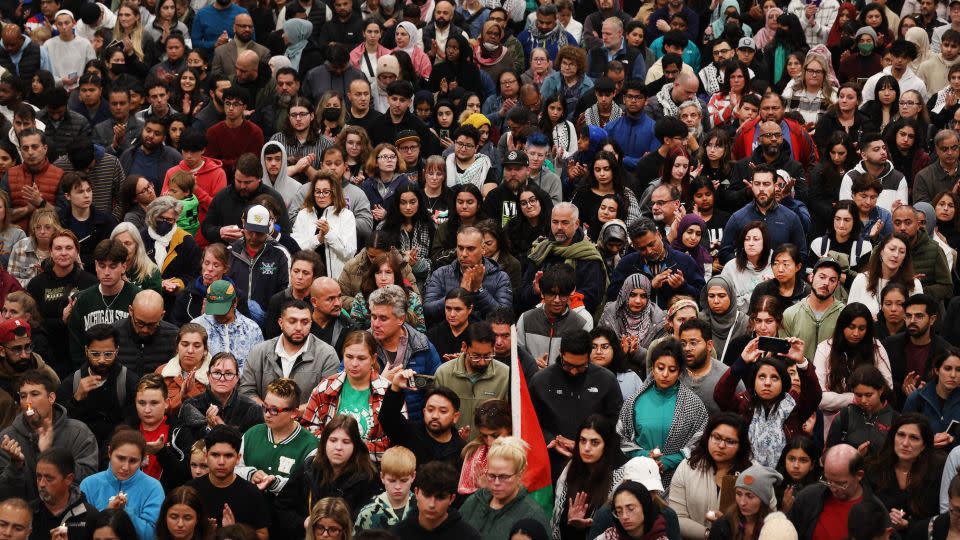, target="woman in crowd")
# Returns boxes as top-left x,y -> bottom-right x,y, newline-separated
292,171 -> 357,281
859,2 -> 894,47
721,295 -> 782,367
426,288 -> 473,358
303,331 -> 394,462
539,95 -> 577,160
172,69 -> 206,120
421,155 -> 453,224
715,333 -> 822,467
459,399 -> 511,496
476,219 -> 521,293
774,436 -> 821,513
506,186 -> 552,271
618,339 -> 708,487
782,53 -> 836,127
155,323 -> 209,414
808,135 -> 856,236
317,92 -> 346,139
884,117 -> 931,188
825,365 -> 897,456
589,325 -> 644,401
461,437 -> 550,537
305,497 -> 353,540
668,412 -> 754,539
933,191 -> 960,260
903,348 -> 960,444
430,34 -> 483,98
84,509 -> 139,540
771,50 -> 805,96
155,486 -> 210,540
361,143 -> 410,226
540,46 -> 593,112
707,60 -> 752,129
639,147 -> 694,216
706,464 -> 781,540
80,428 -> 165,540
0,192 -> 24,270
813,302 -> 894,432
868,413 -> 946,539
142,197 -> 200,301
552,415 -> 630,540
848,232 -> 922,318
130,374 -> 195,491
111,222 -> 162,293
720,221 -> 773,309
2,291 -> 49,360
170,243 -> 234,326
876,282 -> 909,339
377,184 -> 434,289
813,83 -> 867,157
7,206 -> 58,286
474,23 -> 514,85
572,151 -> 640,232
699,276 -> 749,362
896,90 -> 932,150
430,100 -> 458,149
598,274 -> 665,370
431,184 -> 486,268
351,20 -> 390,82
120,175 -> 157,230
145,0 -> 188,45
393,22 -> 431,80
596,481 -> 670,539
862,75 -> 901,133
348,251 -> 424,332
929,65 -> 960,130
749,244 -> 809,311
114,2 -> 158,79
808,200 -> 873,292
522,47 -> 555,90
336,126 -> 373,185
277,414 -> 382,526
668,214 -> 713,278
